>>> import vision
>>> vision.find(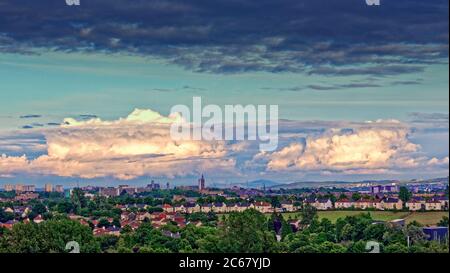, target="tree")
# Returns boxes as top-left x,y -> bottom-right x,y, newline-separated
31,202 -> 47,215
300,204 -> 318,226
0,210 -> 14,223
216,209 -> 278,253
70,188 -> 87,214
438,216 -> 449,227
399,186 -> 412,207
97,218 -> 111,228
363,223 -> 388,242
280,217 -> 293,239
351,193 -> 361,201
384,242 -> 408,253
405,225 -> 427,246
1,219 -> 100,253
